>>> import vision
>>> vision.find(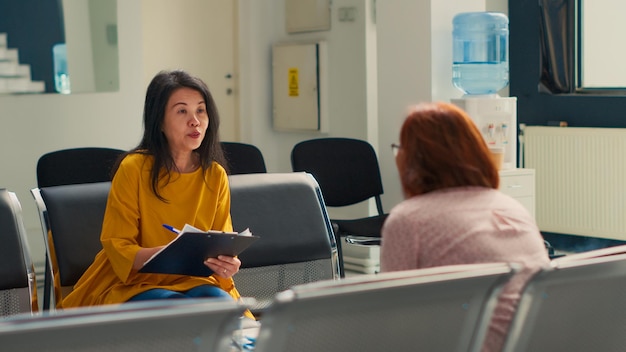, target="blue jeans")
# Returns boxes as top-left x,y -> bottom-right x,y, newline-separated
127,285 -> 232,302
